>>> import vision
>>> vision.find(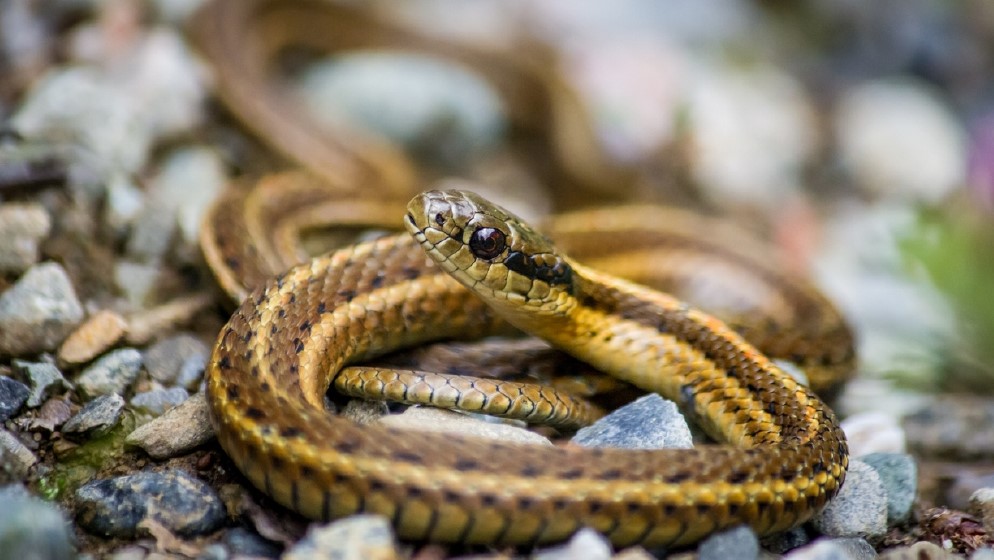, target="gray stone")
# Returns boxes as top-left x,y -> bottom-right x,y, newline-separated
0,430 -> 38,478
572,394 -> 692,450
968,487 -> 994,534
62,394 -> 125,438
223,527 -> 281,558
698,525 -> 759,560
378,406 -> 552,446
532,528 -> 612,560
143,334 -> 209,385
860,452 -> 917,524
75,348 -> 143,399
129,387 -> 189,416
972,547 -> 994,560
126,391 -> 214,459
282,515 -> 398,560
0,203 -> 51,274
783,537 -> 876,560
812,460 -> 888,540
880,541 -> 960,559
114,261 -> 162,308
0,377 -> 30,421
841,411 -> 906,456
0,485 -> 75,560
761,526 -> 810,554
11,360 -> 69,407
0,262 -> 84,357
74,469 -> 225,538
903,396 -> 994,460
